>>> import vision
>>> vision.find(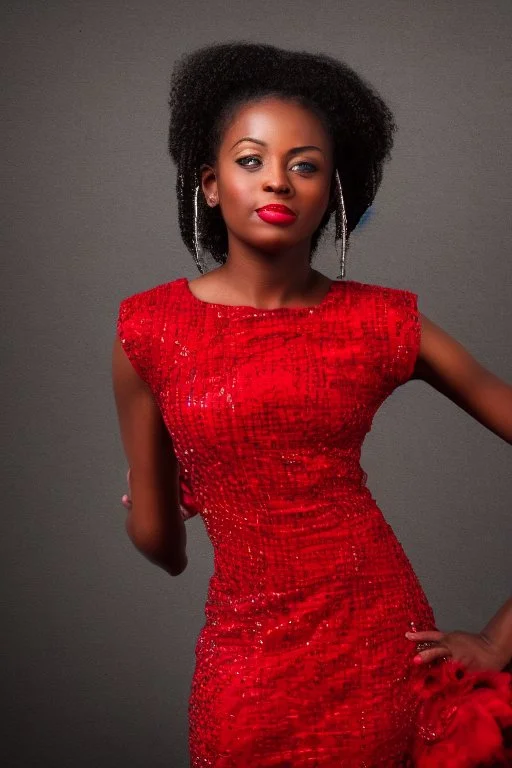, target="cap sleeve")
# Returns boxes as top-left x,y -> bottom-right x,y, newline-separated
382,287 -> 421,387
116,285 -> 163,396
